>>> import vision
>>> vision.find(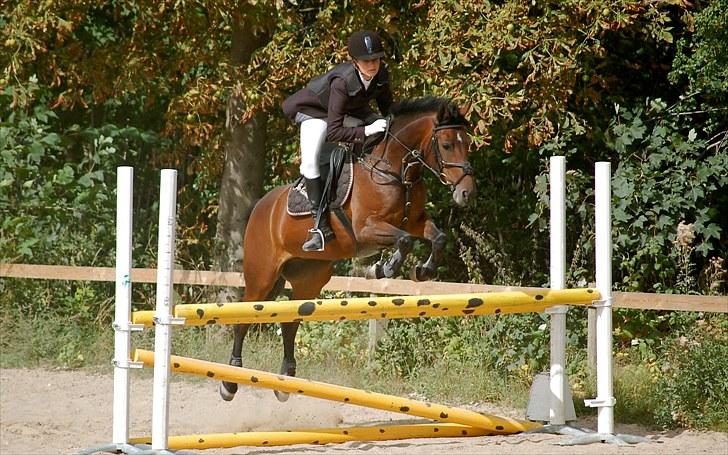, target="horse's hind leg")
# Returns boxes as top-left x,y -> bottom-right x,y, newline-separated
219,276 -> 285,401
274,321 -> 298,403
274,259 -> 333,402
219,323 -> 250,401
